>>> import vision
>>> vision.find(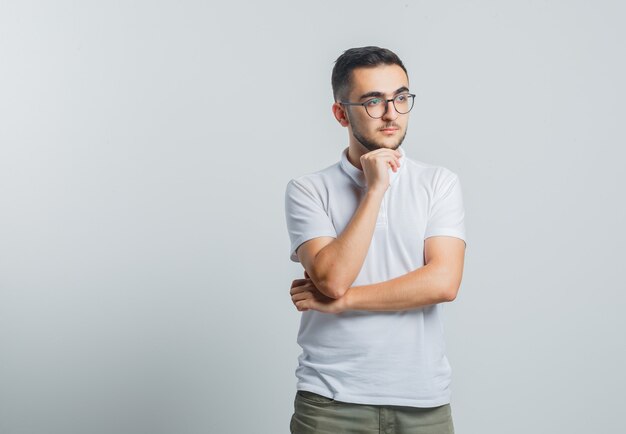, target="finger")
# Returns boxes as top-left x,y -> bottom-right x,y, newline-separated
368,148 -> 401,158
291,278 -> 308,288
292,291 -> 312,302
366,155 -> 394,170
290,283 -> 313,296
295,299 -> 313,312
379,154 -> 399,164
